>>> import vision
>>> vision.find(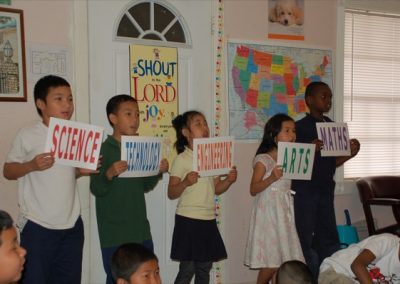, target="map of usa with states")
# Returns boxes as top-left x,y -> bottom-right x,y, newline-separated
228,42 -> 333,140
